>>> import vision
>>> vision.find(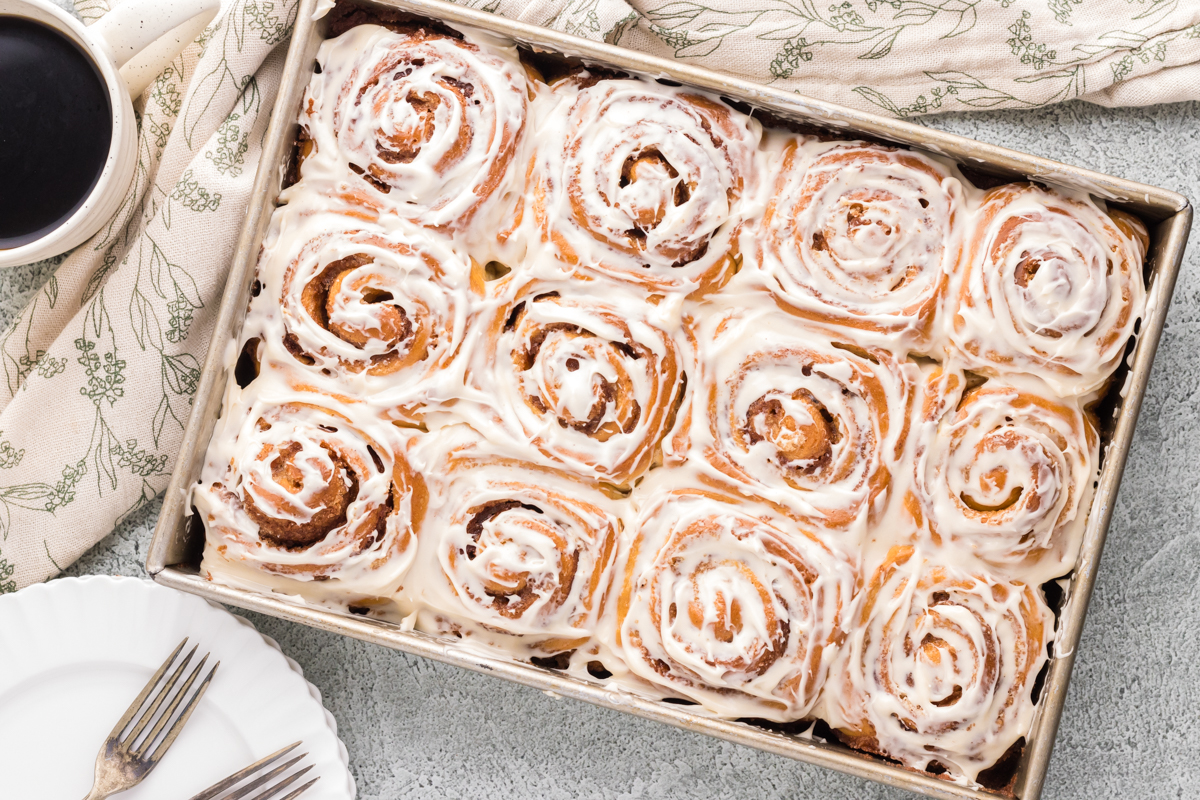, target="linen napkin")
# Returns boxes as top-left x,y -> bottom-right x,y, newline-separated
499,0 -> 1200,116
1,0 -> 1196,592
0,0 -> 296,591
